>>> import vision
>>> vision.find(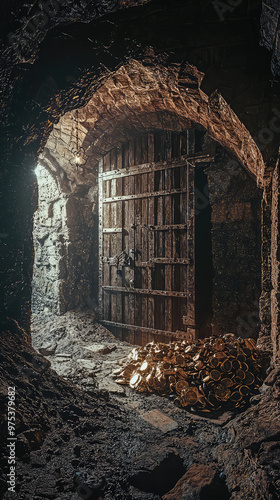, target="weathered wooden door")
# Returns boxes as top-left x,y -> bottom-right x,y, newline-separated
98,131 -> 197,345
